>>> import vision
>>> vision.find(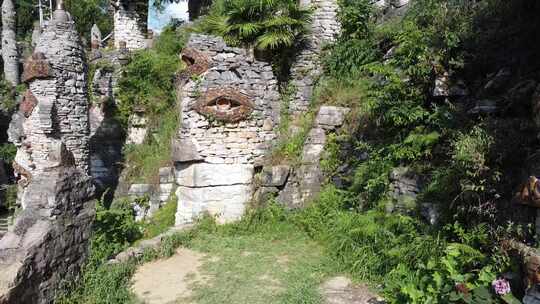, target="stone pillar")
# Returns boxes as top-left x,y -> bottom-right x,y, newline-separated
1,0 -> 20,86
91,23 -> 102,50
113,0 -> 148,50
0,6 -> 94,303
172,35 -> 280,225
289,0 -> 340,114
